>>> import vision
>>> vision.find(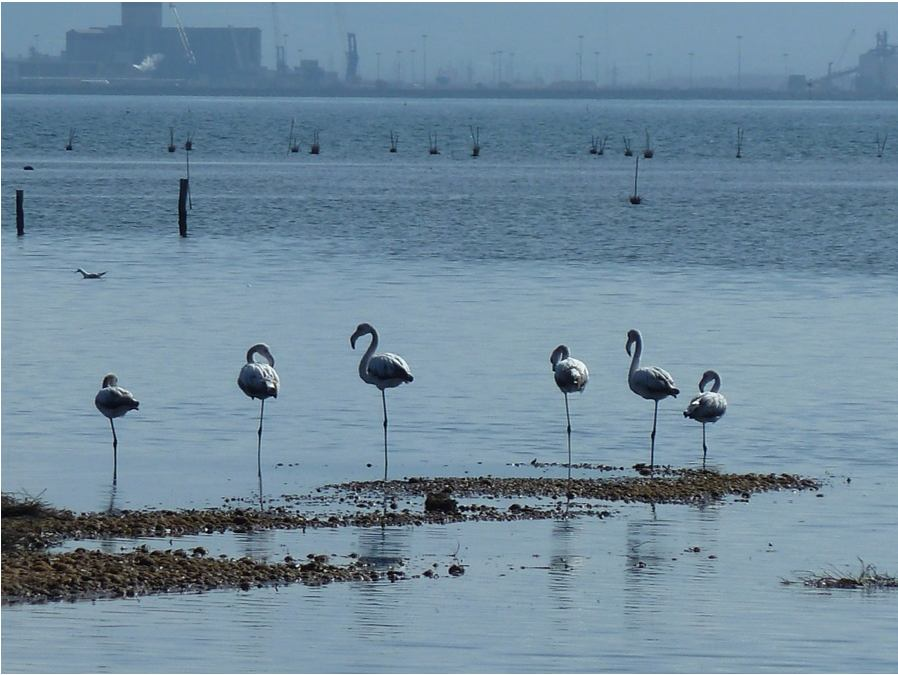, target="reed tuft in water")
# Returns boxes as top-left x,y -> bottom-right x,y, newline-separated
783,559 -> 898,589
